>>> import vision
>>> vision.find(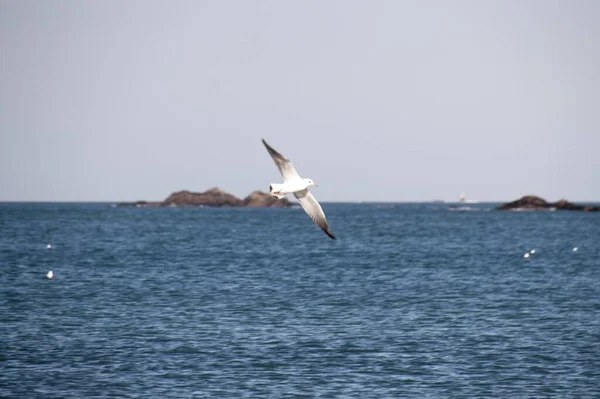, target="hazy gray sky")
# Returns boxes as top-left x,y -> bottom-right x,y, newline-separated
1,0 -> 598,202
